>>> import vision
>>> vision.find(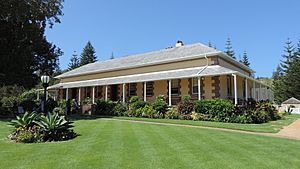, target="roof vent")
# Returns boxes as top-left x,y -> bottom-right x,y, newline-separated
175,40 -> 184,47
